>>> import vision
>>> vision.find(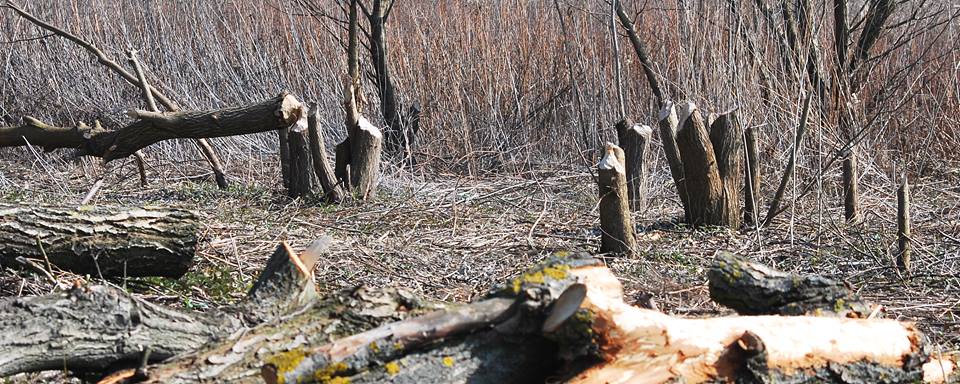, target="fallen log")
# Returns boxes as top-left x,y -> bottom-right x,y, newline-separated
0,93 -> 305,162
0,203 -> 197,278
1,243 -> 956,383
